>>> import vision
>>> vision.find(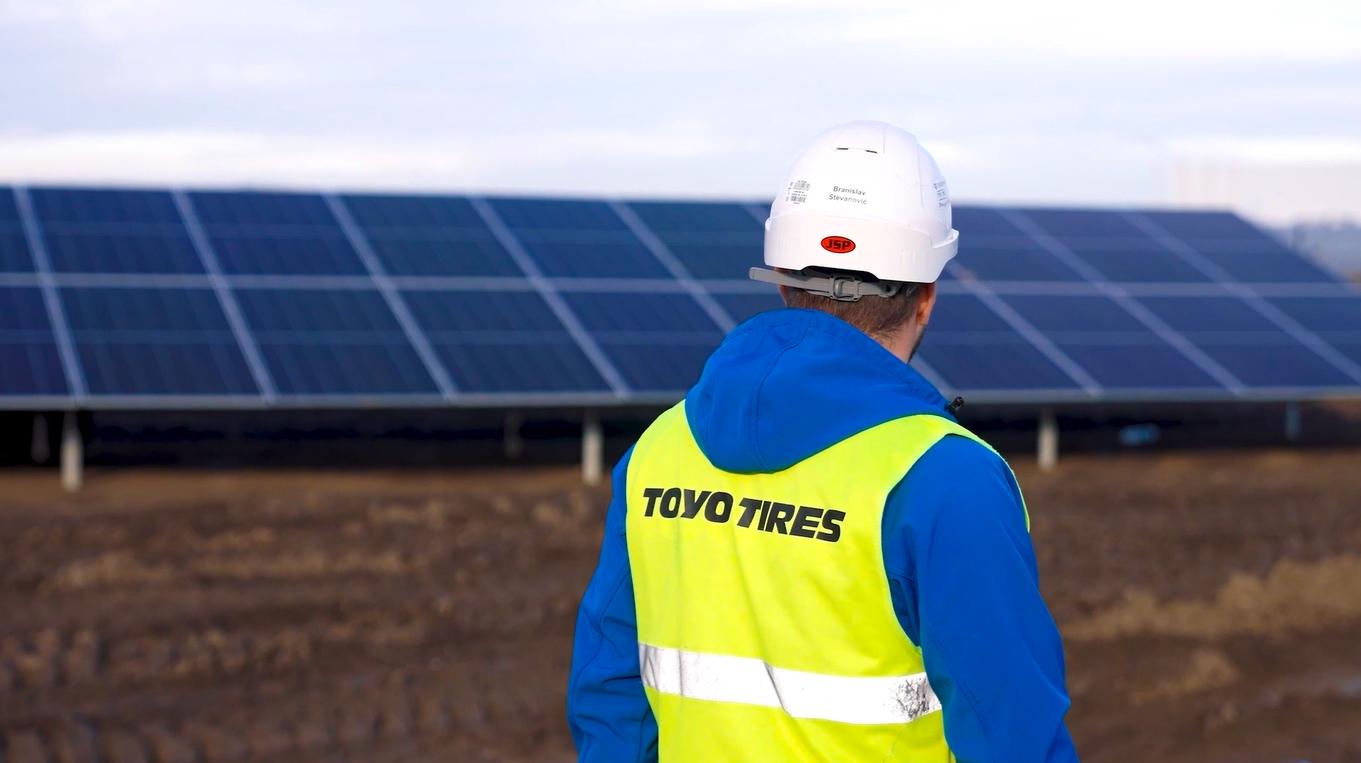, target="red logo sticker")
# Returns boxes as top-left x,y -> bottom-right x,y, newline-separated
821,235 -> 856,253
